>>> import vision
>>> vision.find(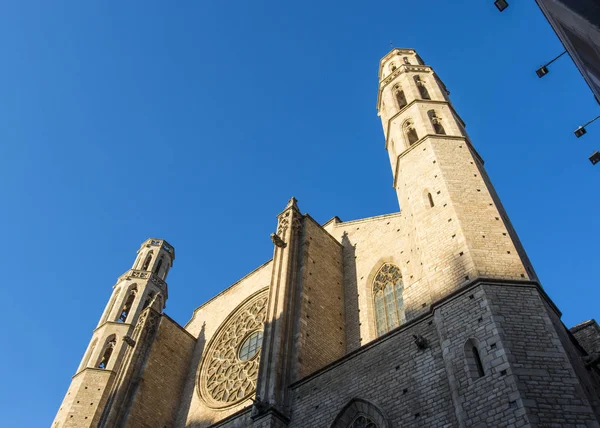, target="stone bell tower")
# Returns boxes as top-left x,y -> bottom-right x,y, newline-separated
377,48 -> 537,301
52,238 -> 175,427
